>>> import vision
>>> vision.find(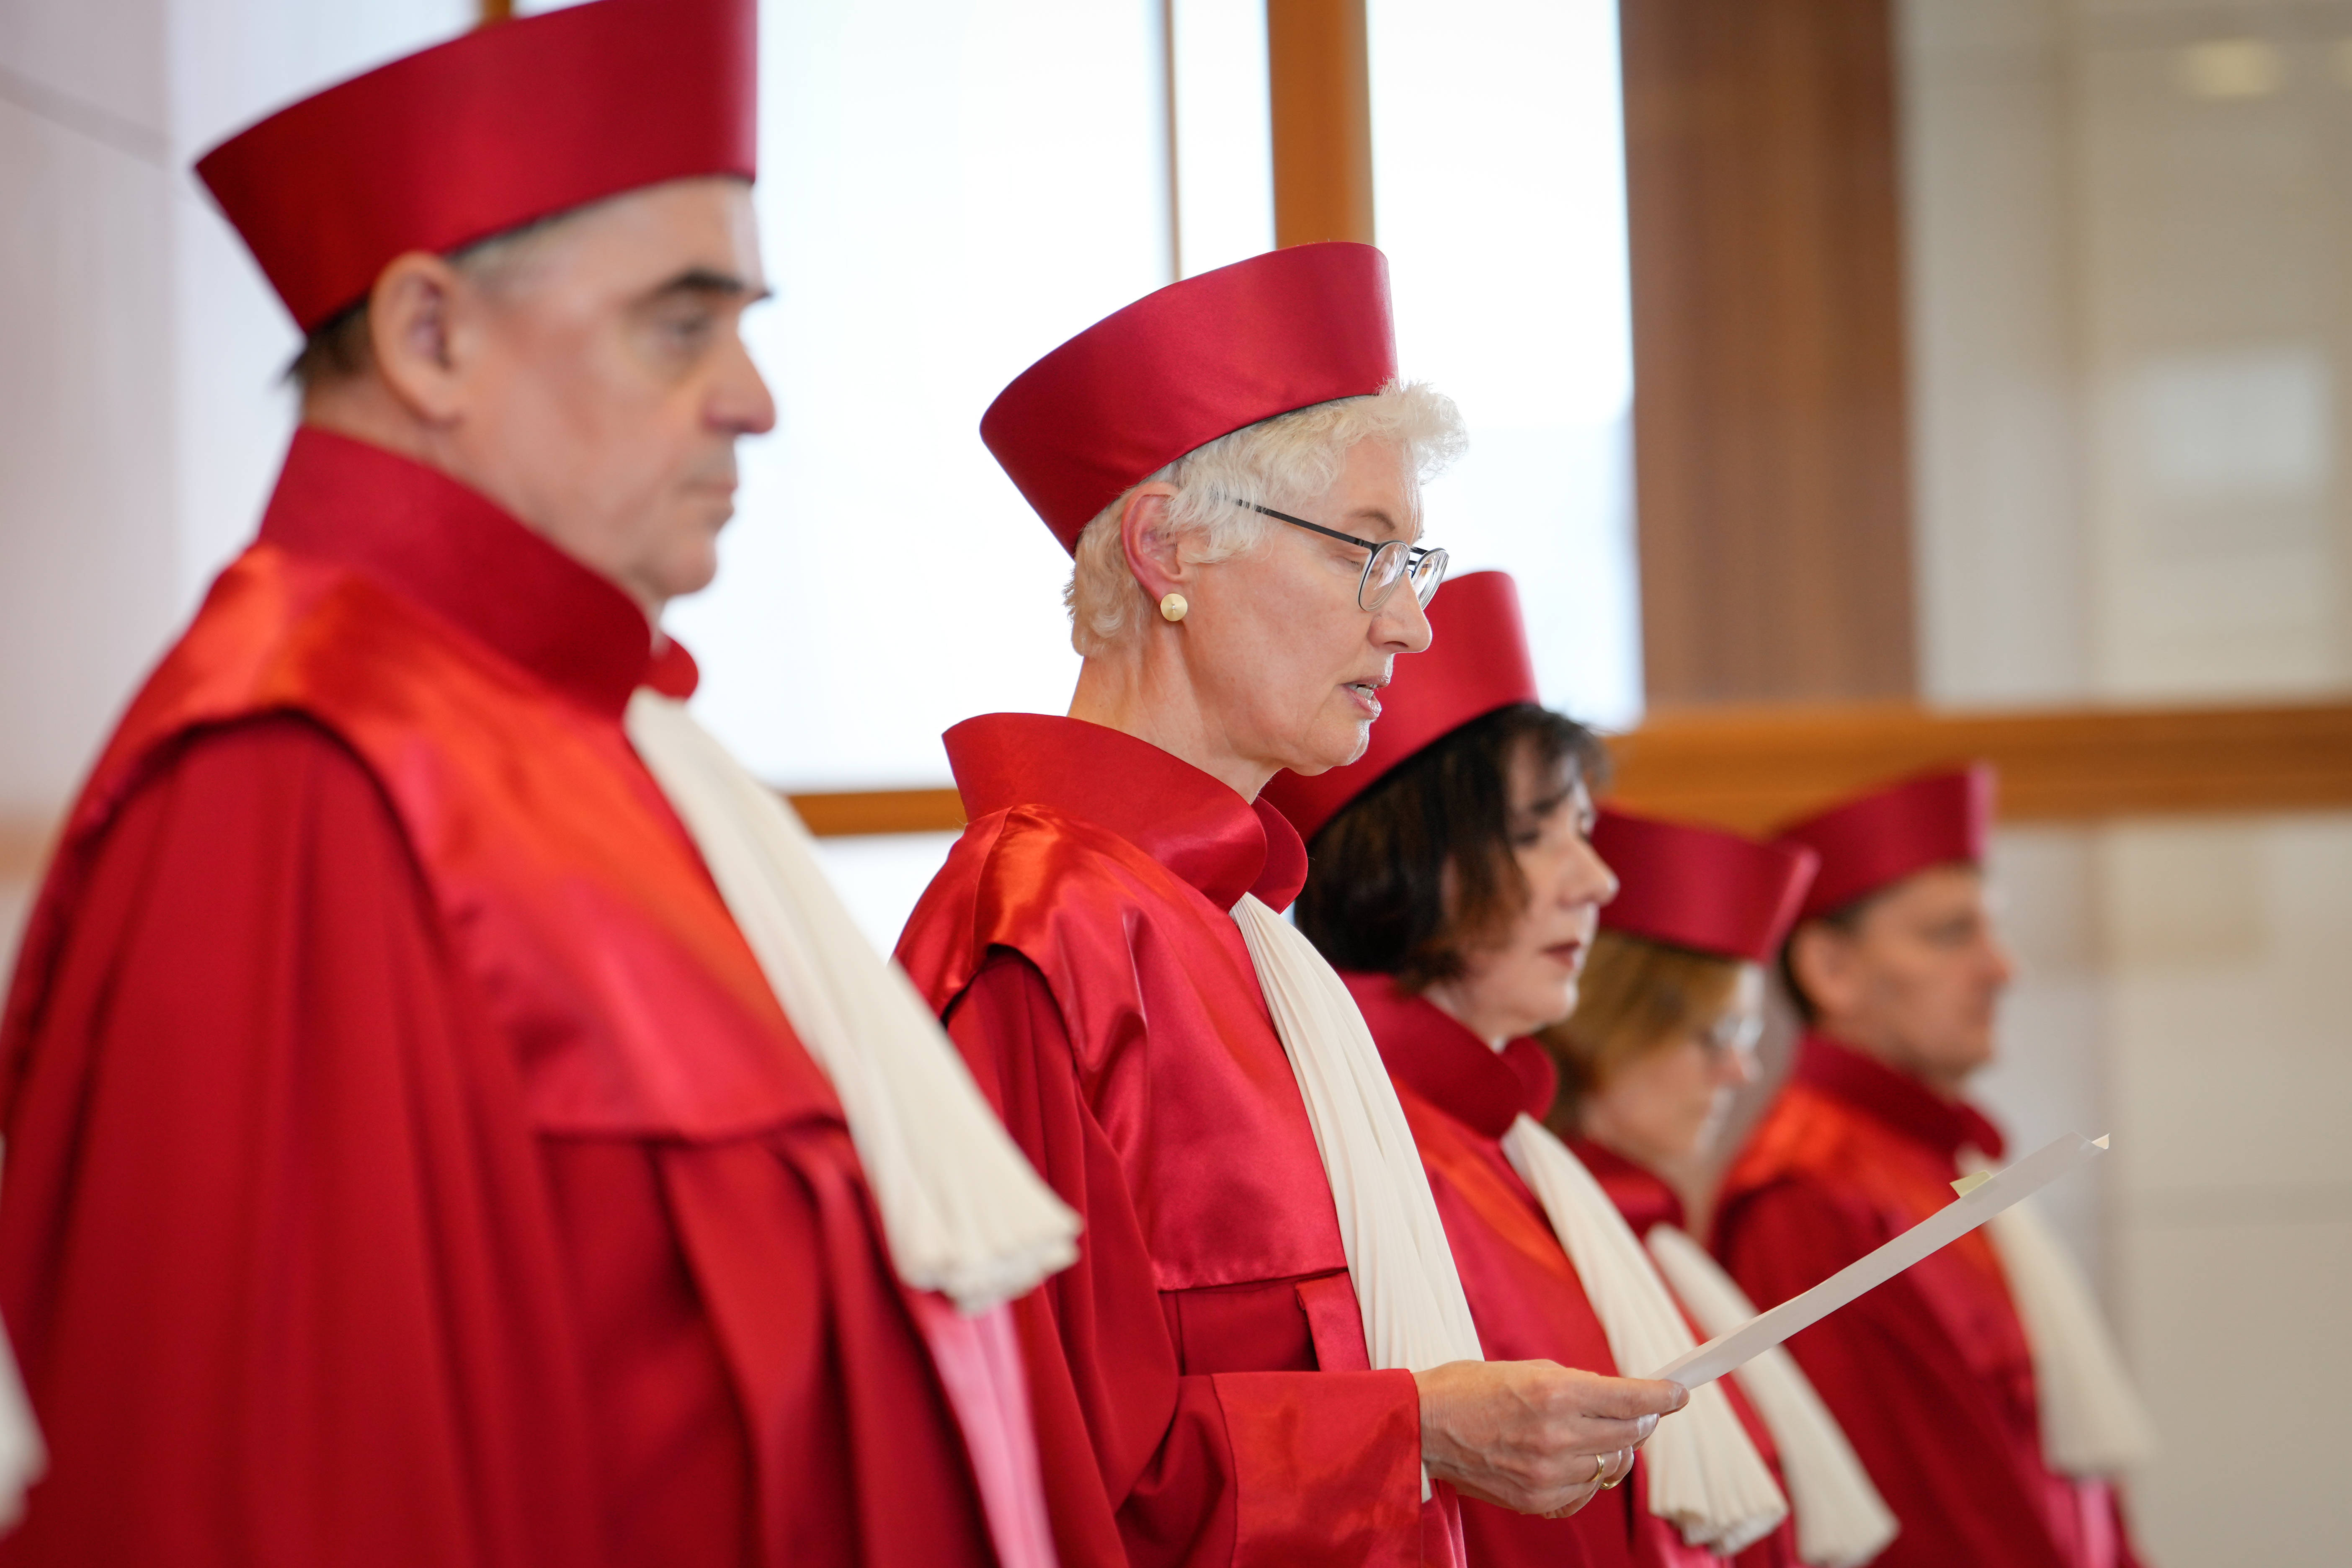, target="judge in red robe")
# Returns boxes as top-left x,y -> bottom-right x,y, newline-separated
1713,769 -> 2144,1568
1542,808 -> 1894,1568
895,252 -> 1685,1568
1271,573 -> 1794,1568
0,5 -> 1050,1562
